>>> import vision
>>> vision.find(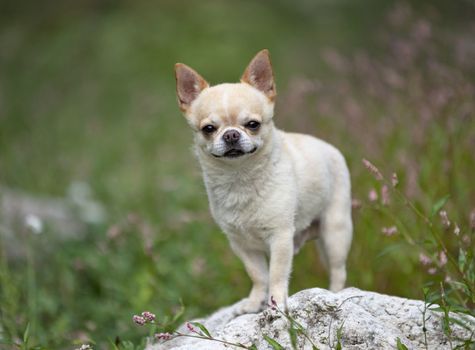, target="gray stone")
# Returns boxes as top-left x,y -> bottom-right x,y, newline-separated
0,183 -> 106,258
147,288 -> 474,350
